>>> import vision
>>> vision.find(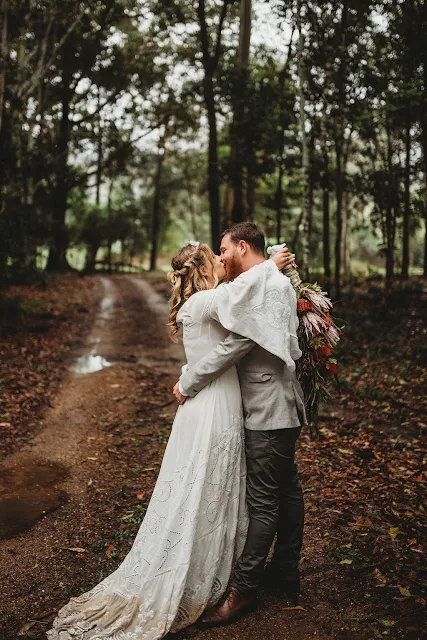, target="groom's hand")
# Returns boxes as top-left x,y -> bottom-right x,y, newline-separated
271,247 -> 297,270
173,381 -> 187,405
